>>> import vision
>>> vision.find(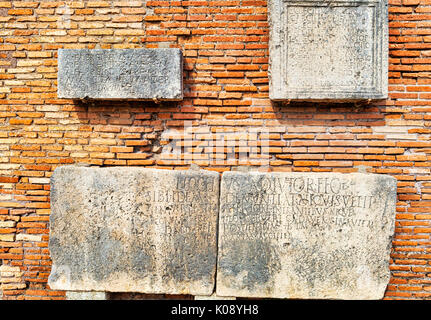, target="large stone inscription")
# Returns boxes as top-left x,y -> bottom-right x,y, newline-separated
57,49 -> 183,100
268,0 -> 388,100
48,166 -> 218,295
216,172 -> 396,299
